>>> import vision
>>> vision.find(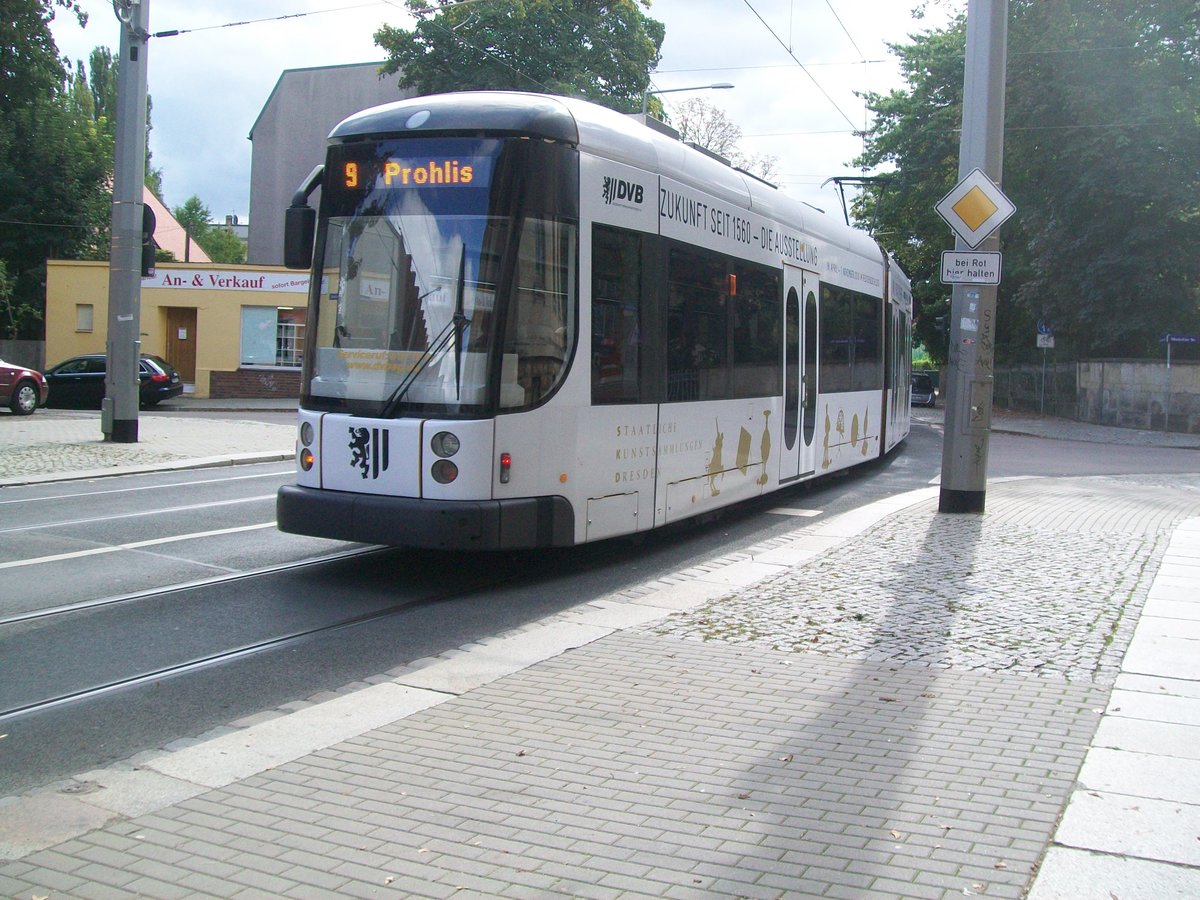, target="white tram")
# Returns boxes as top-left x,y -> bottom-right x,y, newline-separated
277,92 -> 912,549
